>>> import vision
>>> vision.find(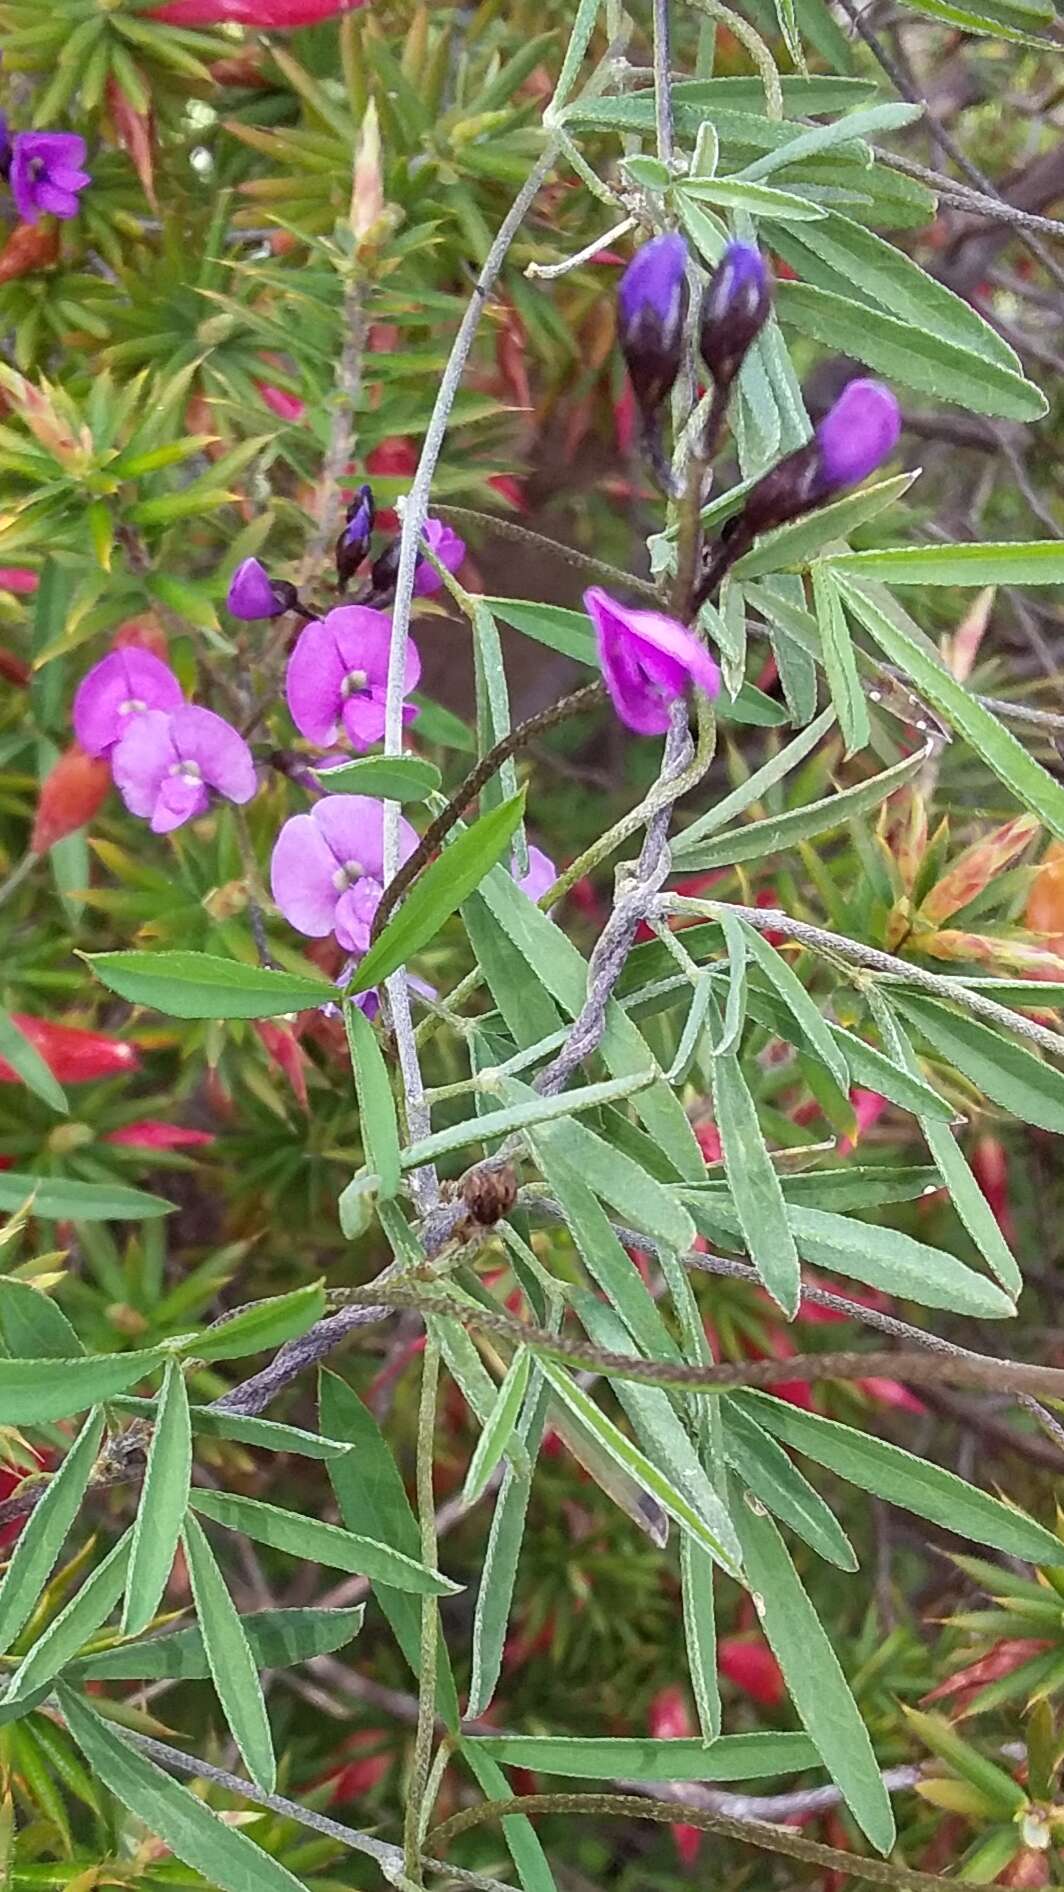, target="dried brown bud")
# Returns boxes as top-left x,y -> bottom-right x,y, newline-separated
460,1163 -> 518,1228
